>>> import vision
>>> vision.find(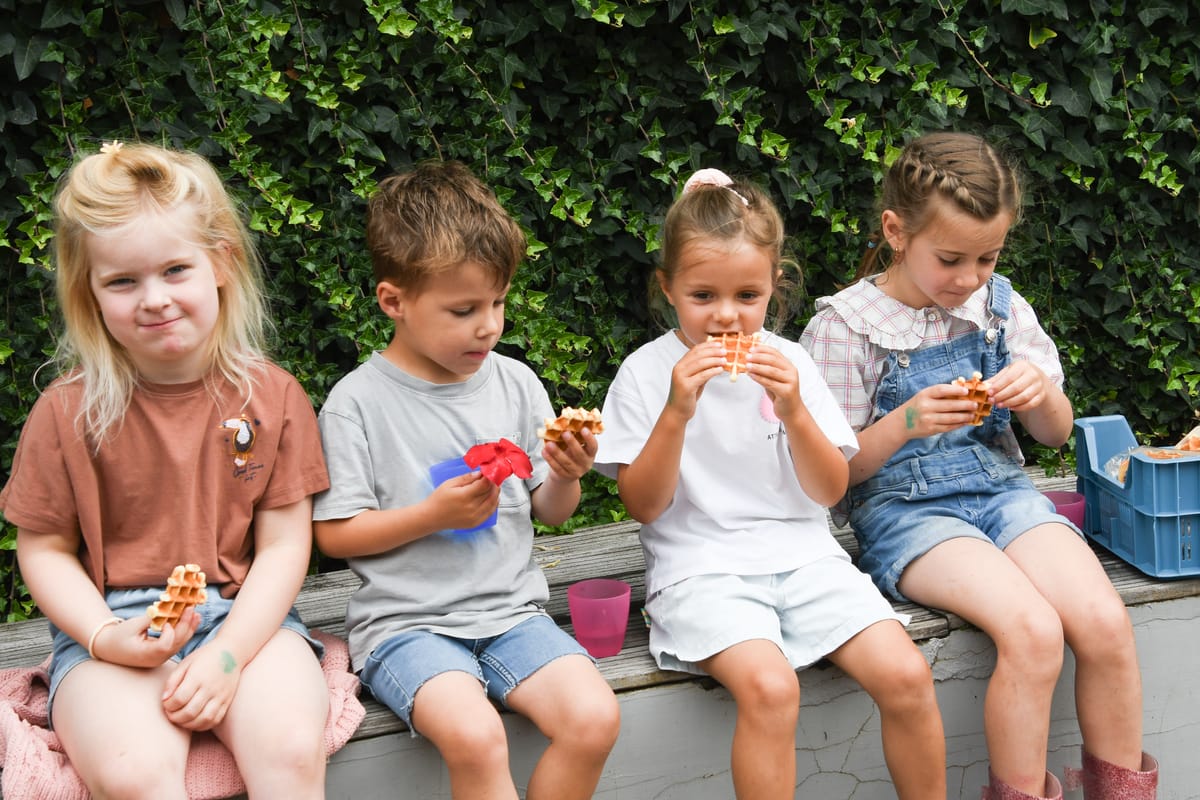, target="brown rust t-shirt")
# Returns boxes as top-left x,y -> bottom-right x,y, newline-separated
0,362 -> 329,596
